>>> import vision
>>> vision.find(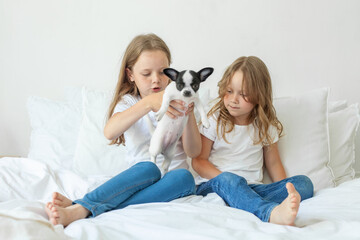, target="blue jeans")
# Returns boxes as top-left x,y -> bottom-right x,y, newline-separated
74,161 -> 195,217
196,172 -> 313,222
